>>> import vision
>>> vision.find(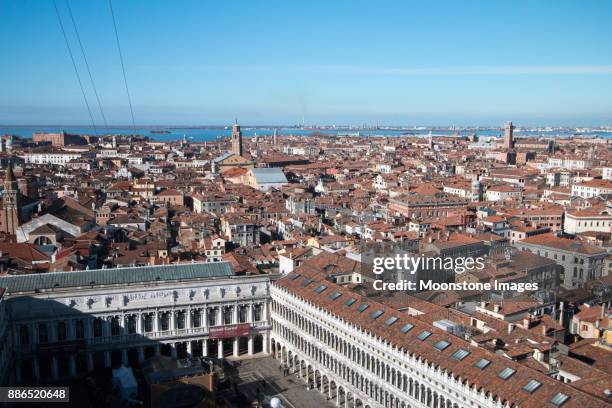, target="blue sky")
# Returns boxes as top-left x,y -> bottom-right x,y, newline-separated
1,0 -> 611,126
